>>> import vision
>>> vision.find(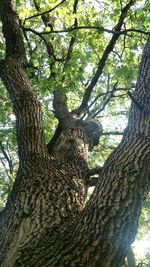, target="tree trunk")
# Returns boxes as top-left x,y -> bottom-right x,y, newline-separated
0,1 -> 150,266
